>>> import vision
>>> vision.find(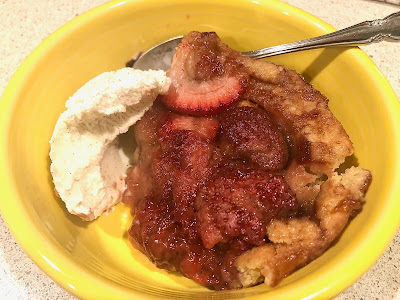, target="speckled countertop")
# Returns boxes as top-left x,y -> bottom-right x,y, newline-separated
0,0 -> 399,299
